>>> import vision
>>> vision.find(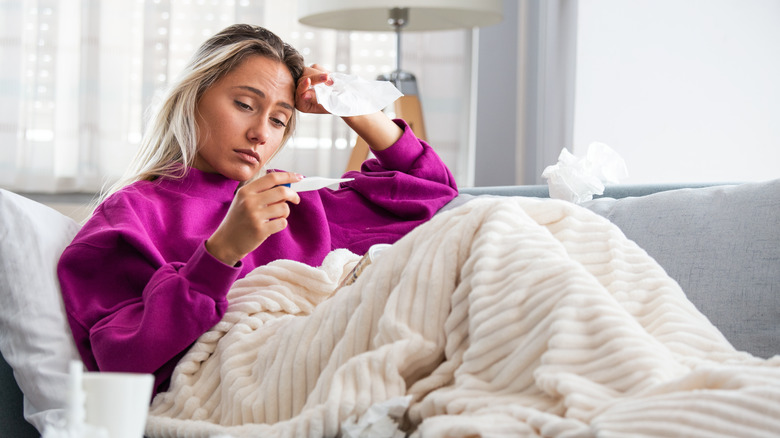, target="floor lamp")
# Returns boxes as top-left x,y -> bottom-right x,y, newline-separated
297,0 -> 503,172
